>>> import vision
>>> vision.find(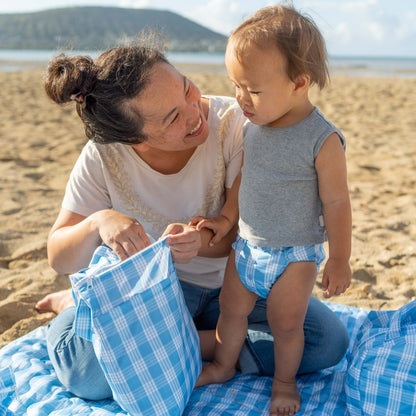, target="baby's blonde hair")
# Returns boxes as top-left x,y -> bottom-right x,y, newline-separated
228,4 -> 329,89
